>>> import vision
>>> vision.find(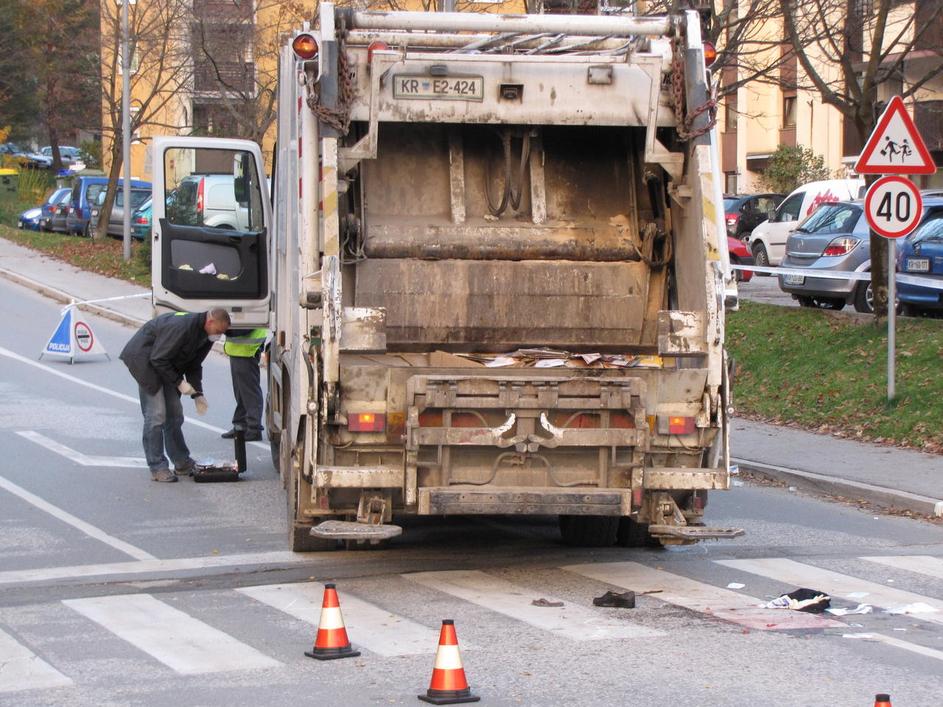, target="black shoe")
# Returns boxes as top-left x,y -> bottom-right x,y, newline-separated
221,428 -> 240,439
243,430 -> 262,442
